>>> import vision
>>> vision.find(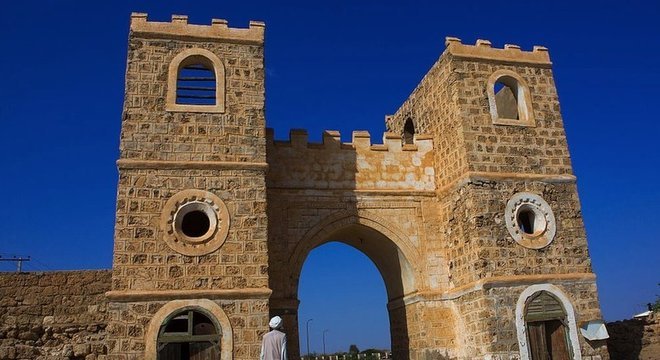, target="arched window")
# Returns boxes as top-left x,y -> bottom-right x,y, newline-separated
494,78 -> 518,119
166,48 -> 226,113
487,70 -> 534,126
403,118 -> 415,145
176,57 -> 216,106
158,309 -> 221,360
524,291 -> 572,359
